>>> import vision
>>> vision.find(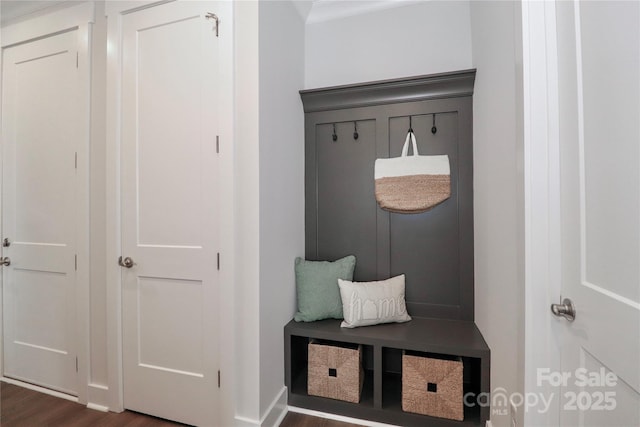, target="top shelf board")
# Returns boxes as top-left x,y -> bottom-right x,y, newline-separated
285,317 -> 490,359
